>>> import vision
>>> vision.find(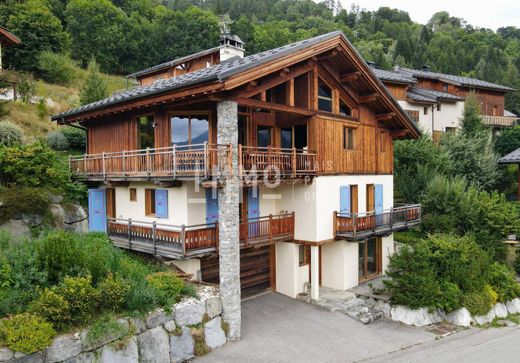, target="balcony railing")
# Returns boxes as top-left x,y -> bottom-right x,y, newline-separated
69,143 -> 232,180
239,146 -> 317,179
334,204 -> 421,241
482,115 -> 519,127
106,212 -> 295,259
